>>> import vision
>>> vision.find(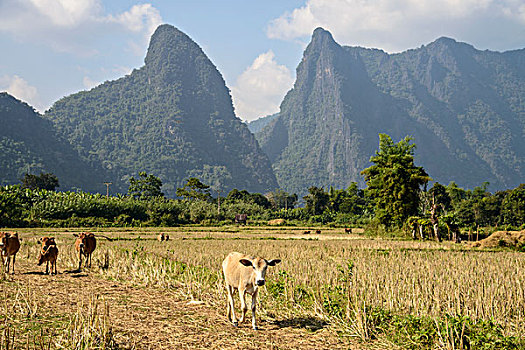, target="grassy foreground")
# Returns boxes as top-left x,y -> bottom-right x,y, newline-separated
1,226 -> 524,349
